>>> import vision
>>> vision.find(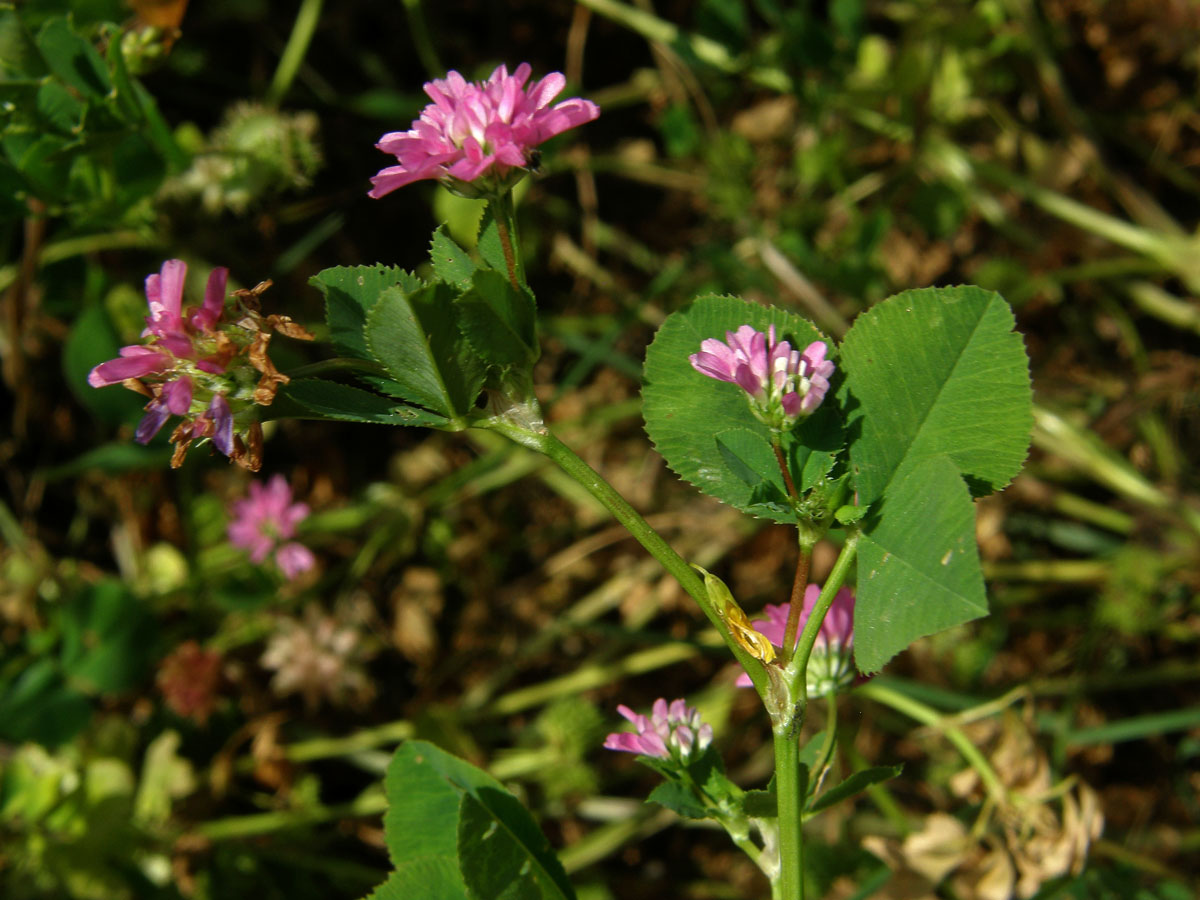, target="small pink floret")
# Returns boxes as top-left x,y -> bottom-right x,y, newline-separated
88,346 -> 171,387
275,543 -> 316,581
689,324 -> 834,426
604,697 -> 712,761
191,267 -> 229,332
228,475 -> 314,579
144,259 -> 187,338
369,62 -> 600,197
